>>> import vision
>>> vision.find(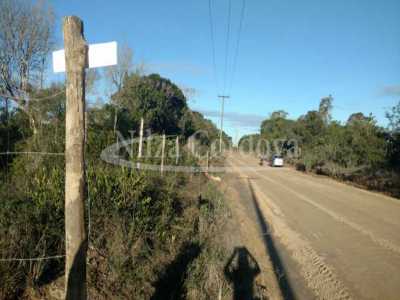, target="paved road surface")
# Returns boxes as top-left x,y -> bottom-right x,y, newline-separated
227,153 -> 400,300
